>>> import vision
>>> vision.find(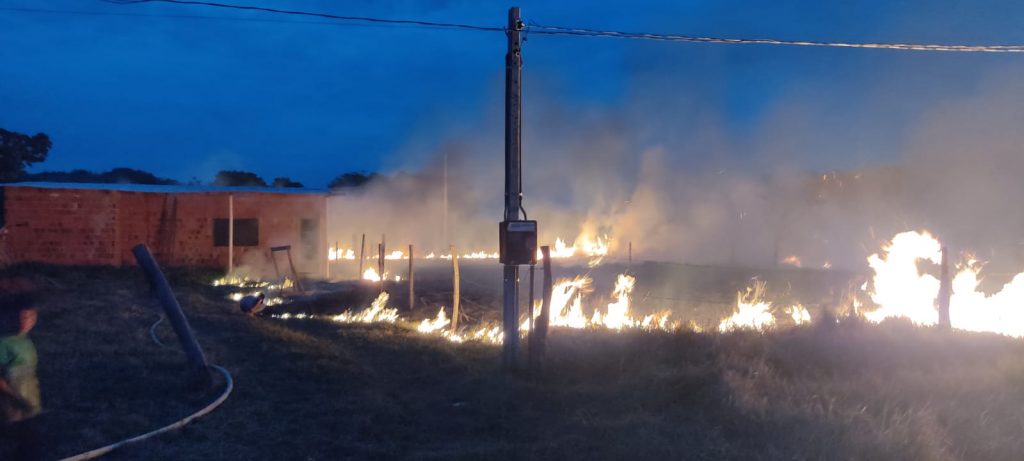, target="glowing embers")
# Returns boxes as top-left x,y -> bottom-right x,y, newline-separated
424,251 -> 498,260
414,308 -> 503,343
327,247 -> 356,261
362,268 -> 401,282
536,234 -> 611,267
416,307 -> 450,333
214,275 -> 290,307
275,292 -> 400,325
462,251 -> 500,259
